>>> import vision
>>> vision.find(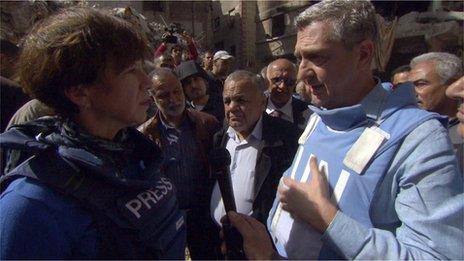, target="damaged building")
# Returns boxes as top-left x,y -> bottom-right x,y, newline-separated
1,0 -> 462,77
